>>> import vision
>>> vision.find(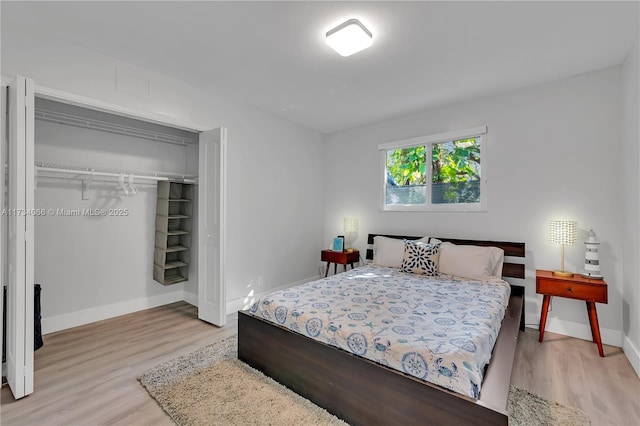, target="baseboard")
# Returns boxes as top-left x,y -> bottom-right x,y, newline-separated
529,317 -> 623,348
623,335 -> 640,378
183,290 -> 198,307
41,290 -> 184,335
226,275 -> 321,314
